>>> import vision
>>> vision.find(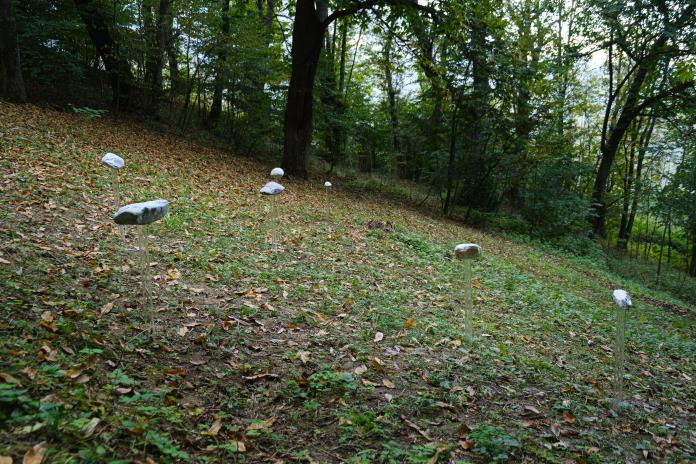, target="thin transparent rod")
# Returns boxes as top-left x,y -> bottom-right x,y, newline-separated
463,259 -> 473,339
137,226 -> 153,327
614,307 -> 626,403
112,170 -> 126,239
271,194 -> 278,248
